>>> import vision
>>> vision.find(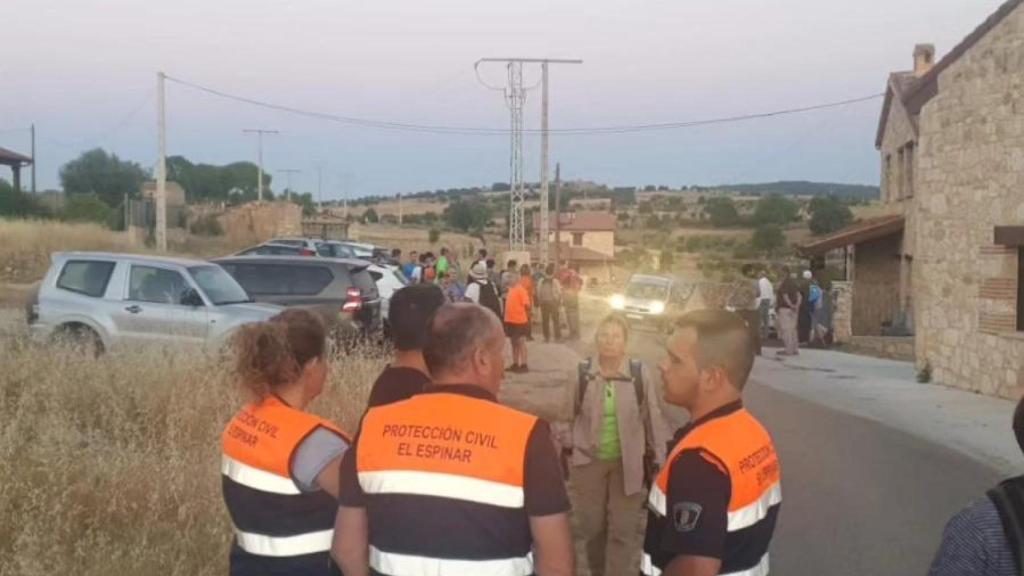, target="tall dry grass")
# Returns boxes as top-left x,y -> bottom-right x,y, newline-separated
0,323 -> 383,576
0,218 -> 139,283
